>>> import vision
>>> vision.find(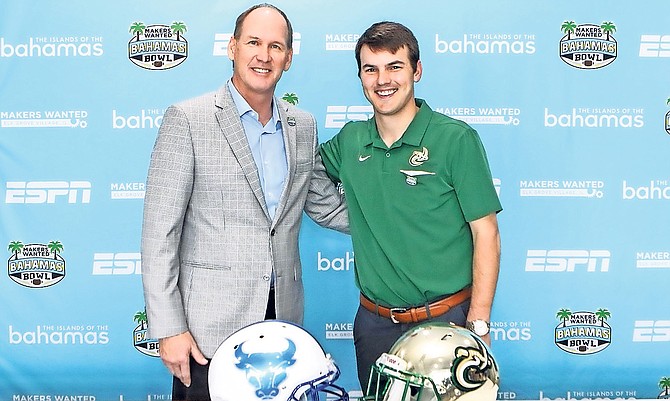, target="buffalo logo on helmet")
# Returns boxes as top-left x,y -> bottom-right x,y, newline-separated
234,337 -> 297,399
